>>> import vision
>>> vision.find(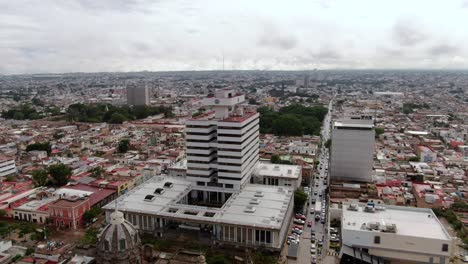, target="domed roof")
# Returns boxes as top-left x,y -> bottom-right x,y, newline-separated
97,210 -> 140,253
